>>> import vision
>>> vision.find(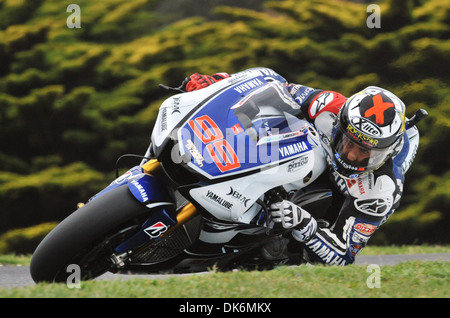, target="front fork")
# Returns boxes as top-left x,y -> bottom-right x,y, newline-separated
141,159 -> 198,235
113,159 -> 198,255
